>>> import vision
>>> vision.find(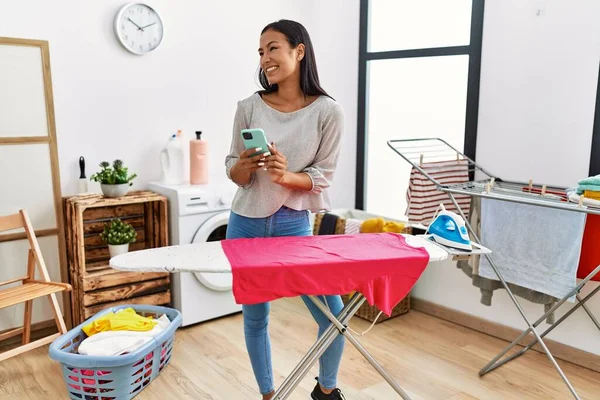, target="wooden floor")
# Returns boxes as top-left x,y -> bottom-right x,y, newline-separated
1,297 -> 599,399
